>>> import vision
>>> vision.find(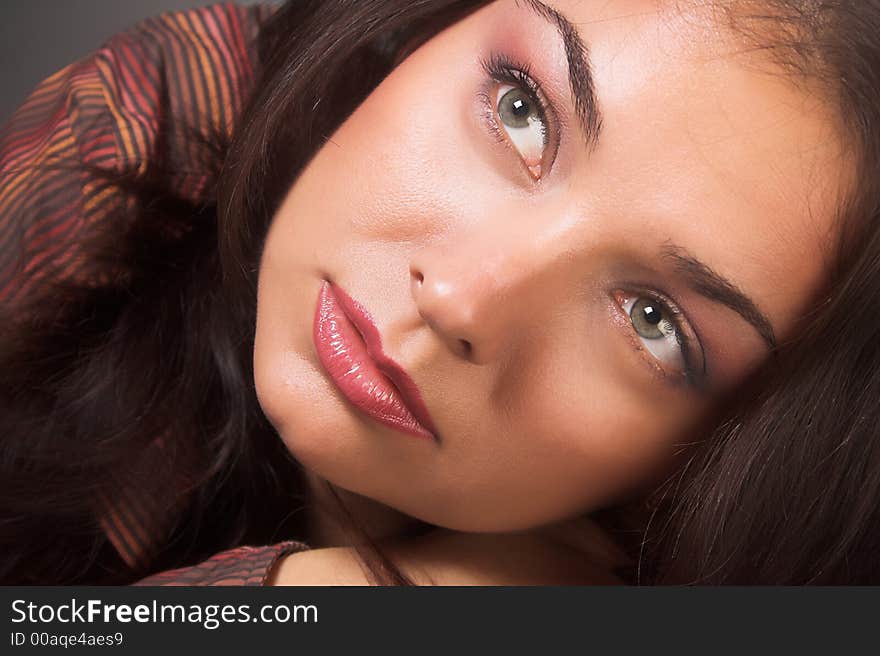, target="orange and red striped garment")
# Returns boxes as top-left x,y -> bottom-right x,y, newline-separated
0,2 -> 306,585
